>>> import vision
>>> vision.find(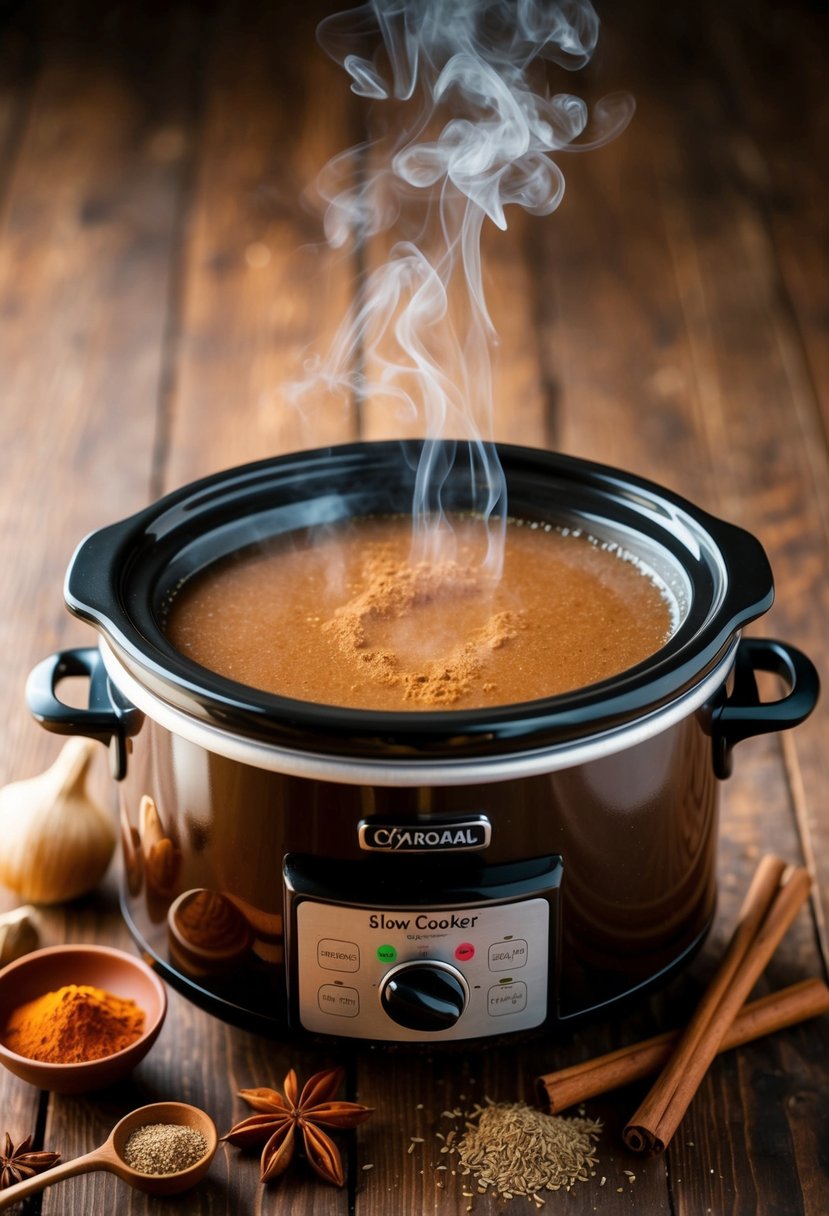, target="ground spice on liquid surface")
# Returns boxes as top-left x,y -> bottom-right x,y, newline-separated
322,548 -> 521,706
167,517 -> 673,712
